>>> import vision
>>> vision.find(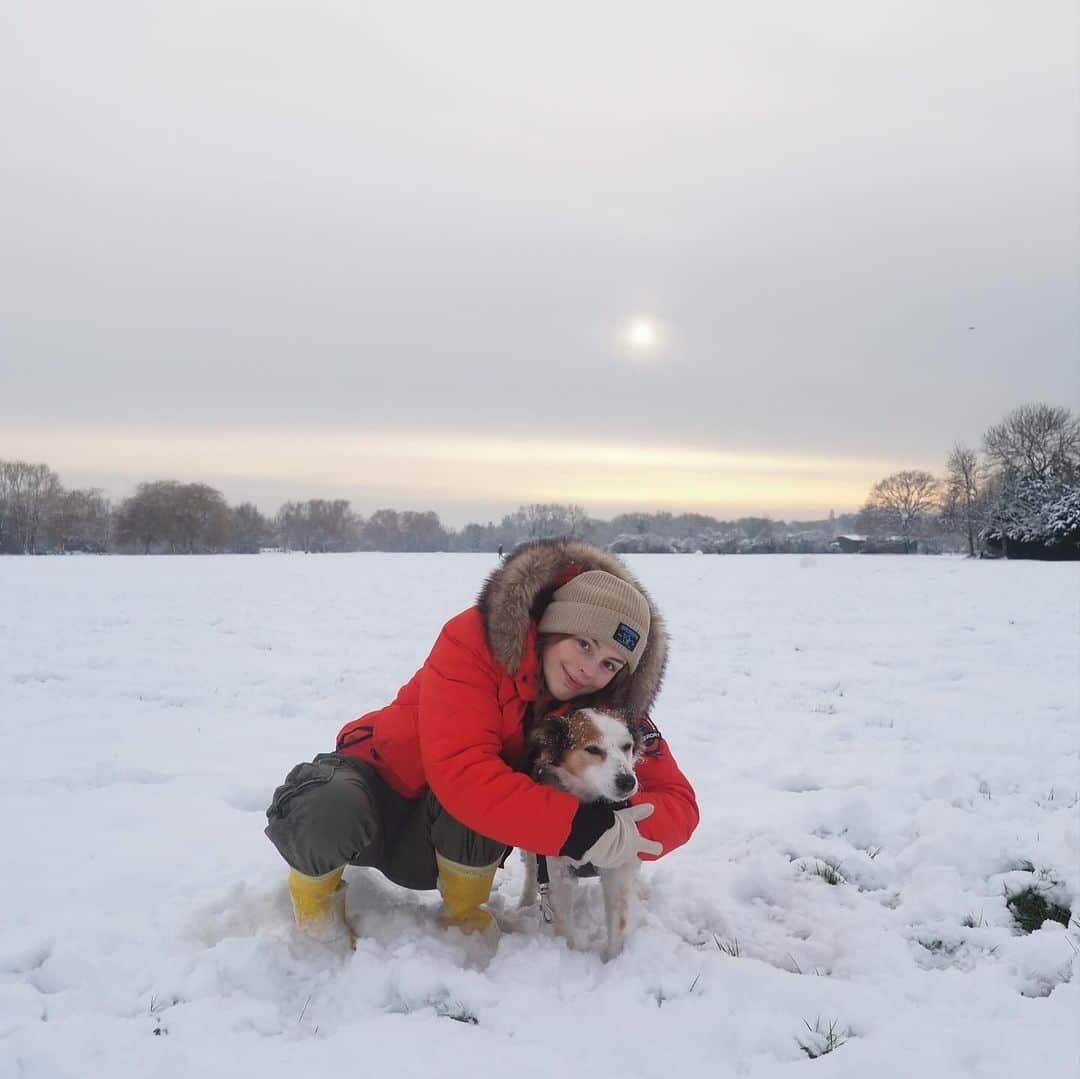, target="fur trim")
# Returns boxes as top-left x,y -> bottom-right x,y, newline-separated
477,538 -> 667,717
